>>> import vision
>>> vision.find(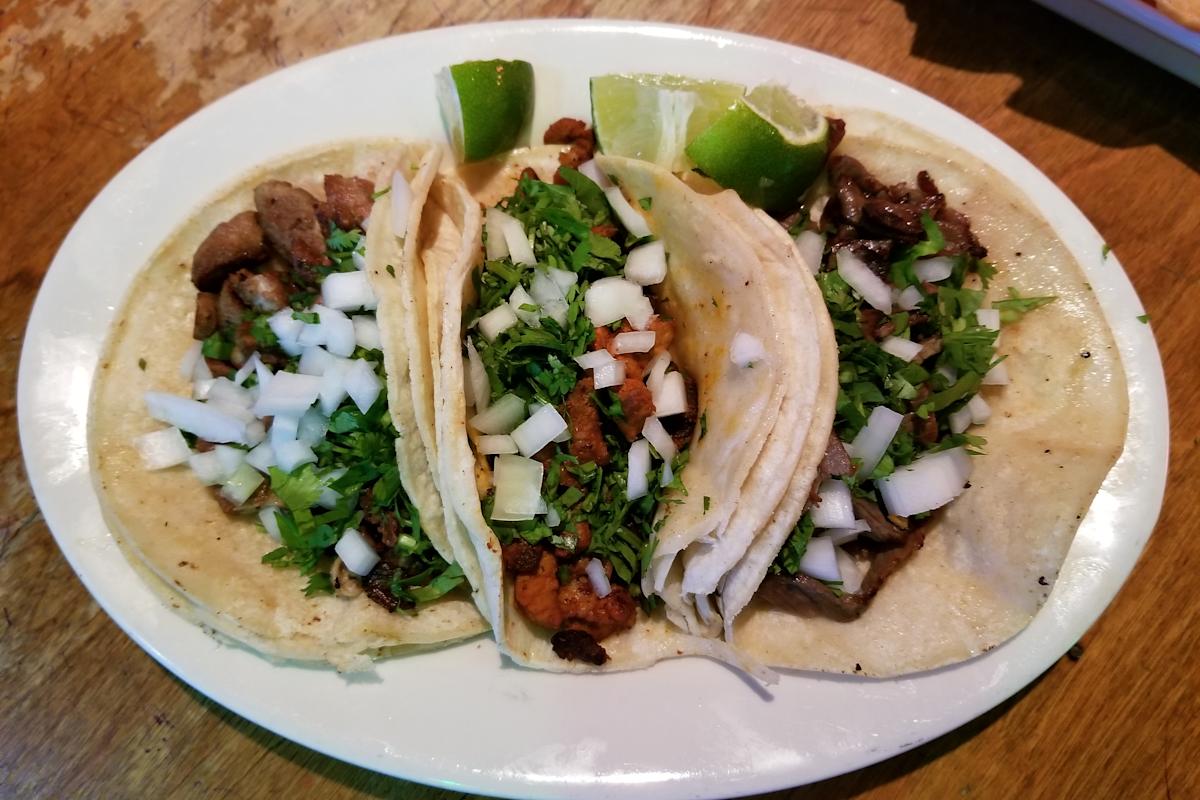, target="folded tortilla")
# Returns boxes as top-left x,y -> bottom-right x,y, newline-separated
725,110 -> 1129,676
89,141 -> 487,670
